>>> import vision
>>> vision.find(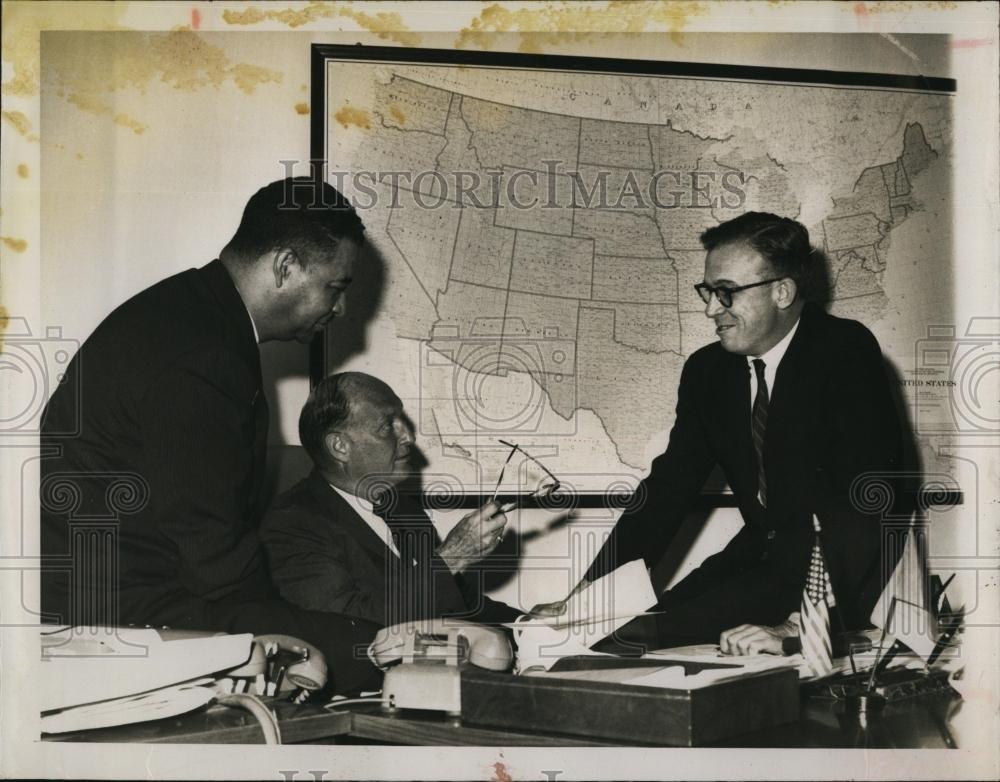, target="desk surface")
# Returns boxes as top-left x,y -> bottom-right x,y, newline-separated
46,690 -> 959,748
341,692 -> 959,748
48,700 -> 352,745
